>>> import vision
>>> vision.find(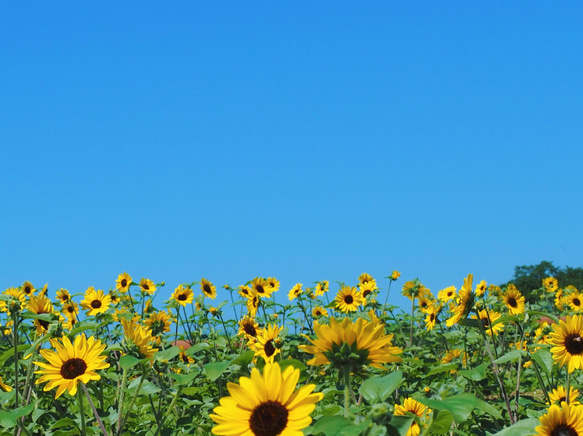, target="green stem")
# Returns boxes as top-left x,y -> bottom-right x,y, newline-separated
409,298 -> 415,347
82,384 -> 110,436
118,370 -> 146,435
383,279 -> 393,308
12,312 -> 19,409
116,369 -> 128,434
566,371 -> 571,404
343,369 -> 351,418
77,388 -> 87,436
